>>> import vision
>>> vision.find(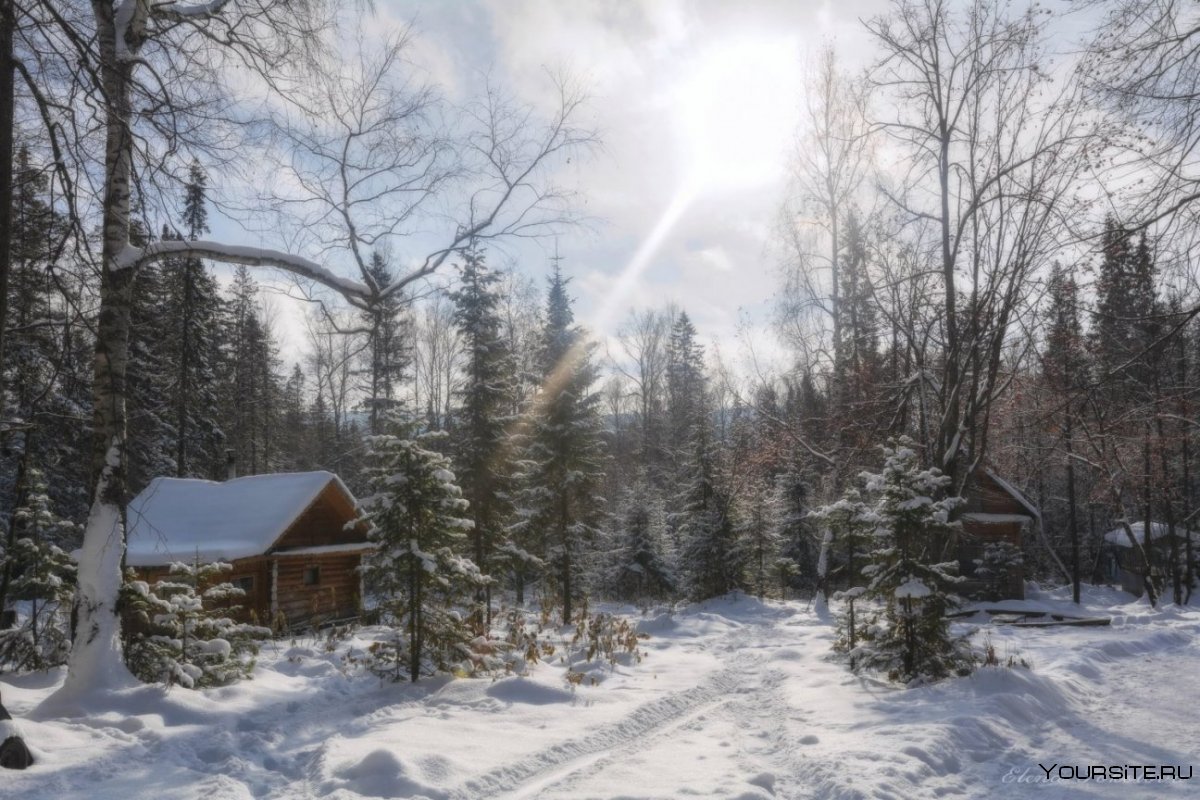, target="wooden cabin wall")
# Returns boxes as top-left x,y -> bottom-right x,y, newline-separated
274,552 -> 363,628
